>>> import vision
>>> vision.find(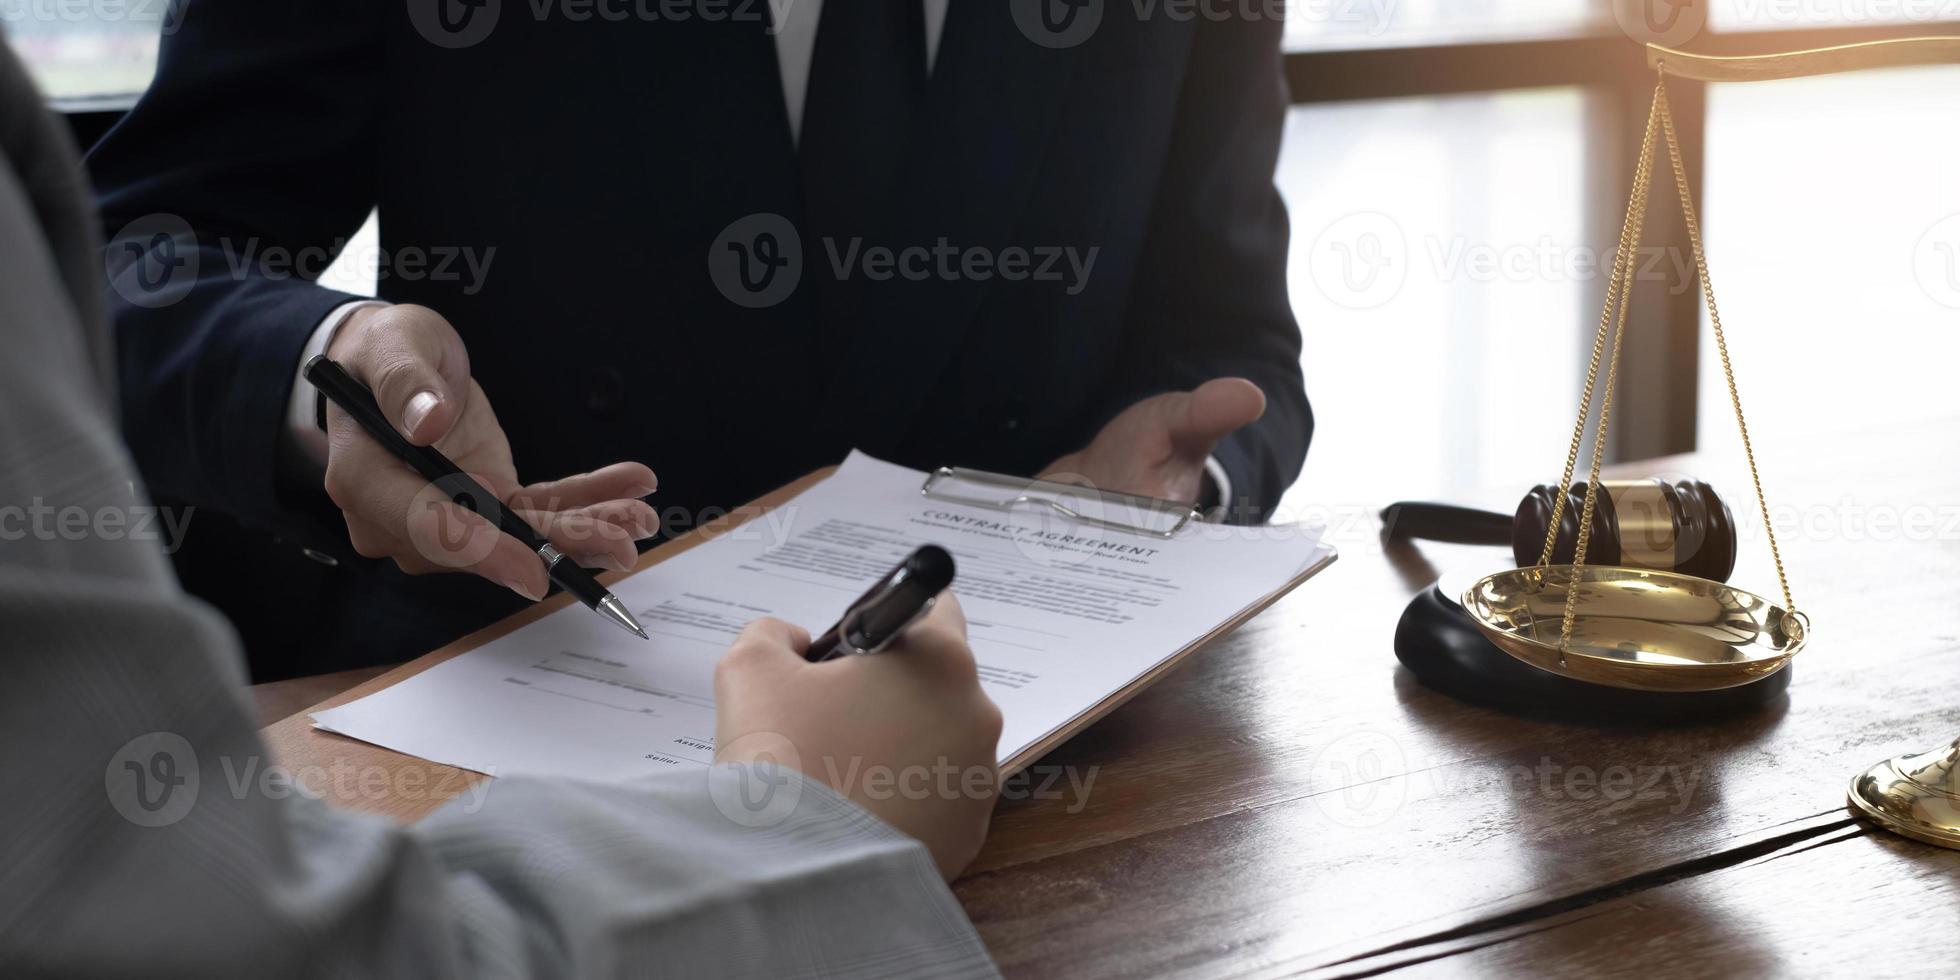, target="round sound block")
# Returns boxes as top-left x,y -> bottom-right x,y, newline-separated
1394,576 -> 1791,720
